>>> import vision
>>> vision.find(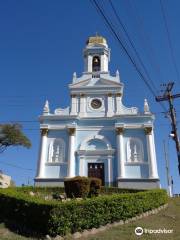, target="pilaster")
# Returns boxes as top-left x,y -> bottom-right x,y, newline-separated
115,93 -> 122,114
70,94 -> 78,115
36,128 -> 48,178
67,127 -> 76,177
145,127 -> 158,178
79,94 -> 86,117
107,93 -> 114,117
116,127 -> 125,178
